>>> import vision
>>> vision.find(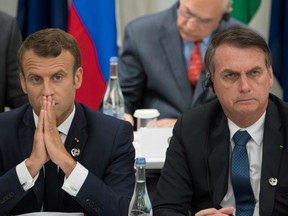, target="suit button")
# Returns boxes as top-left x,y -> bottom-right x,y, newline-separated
94,206 -> 100,212
86,198 -> 95,207
0,192 -> 14,204
86,198 -> 100,212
